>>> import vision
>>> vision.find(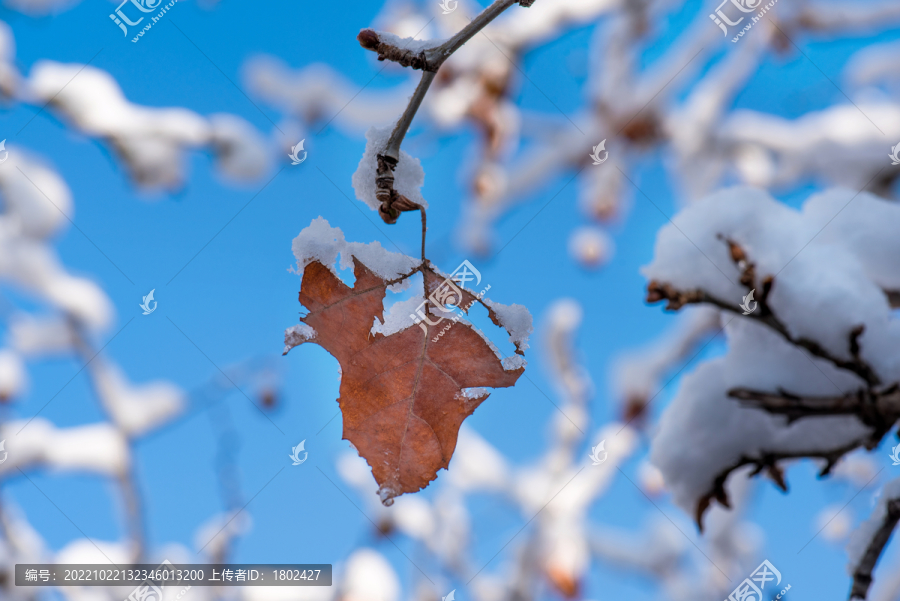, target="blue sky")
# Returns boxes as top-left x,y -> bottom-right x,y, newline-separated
3,1 -> 900,600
